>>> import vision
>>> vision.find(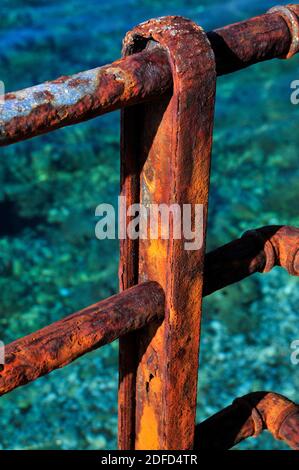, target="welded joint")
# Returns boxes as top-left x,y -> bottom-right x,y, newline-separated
267,402 -> 299,440
233,397 -> 264,437
268,4 -> 299,58
233,392 -> 299,442
242,226 -> 299,276
243,229 -> 276,273
286,246 -> 299,276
